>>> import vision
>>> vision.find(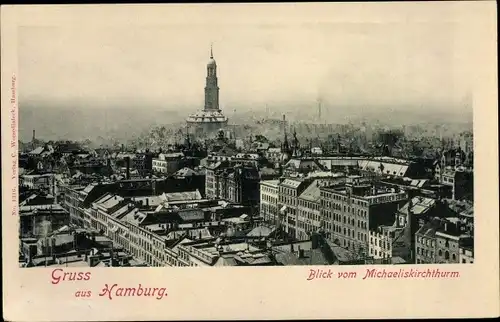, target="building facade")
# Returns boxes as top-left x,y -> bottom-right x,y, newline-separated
259,180 -> 279,224
320,175 -> 408,257
205,162 -> 260,205
278,178 -> 310,239
415,222 -> 439,264
368,226 -> 405,261
152,153 -> 184,175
